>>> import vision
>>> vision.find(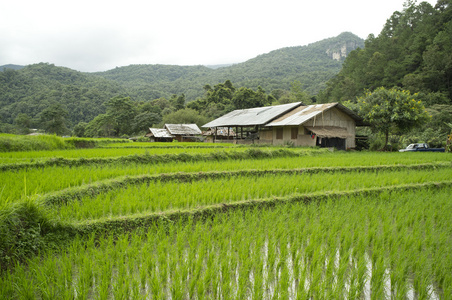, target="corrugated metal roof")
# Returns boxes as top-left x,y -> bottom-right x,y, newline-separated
202,102 -> 303,128
145,128 -> 174,138
165,124 -> 202,135
266,103 -> 364,127
266,103 -> 337,127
